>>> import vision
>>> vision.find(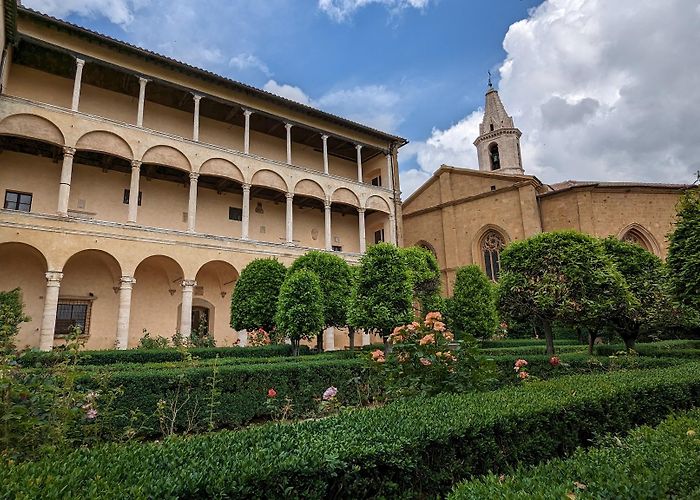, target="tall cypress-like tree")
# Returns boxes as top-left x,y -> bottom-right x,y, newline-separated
230,258 -> 287,334
448,265 -> 497,340
400,246 -> 442,317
